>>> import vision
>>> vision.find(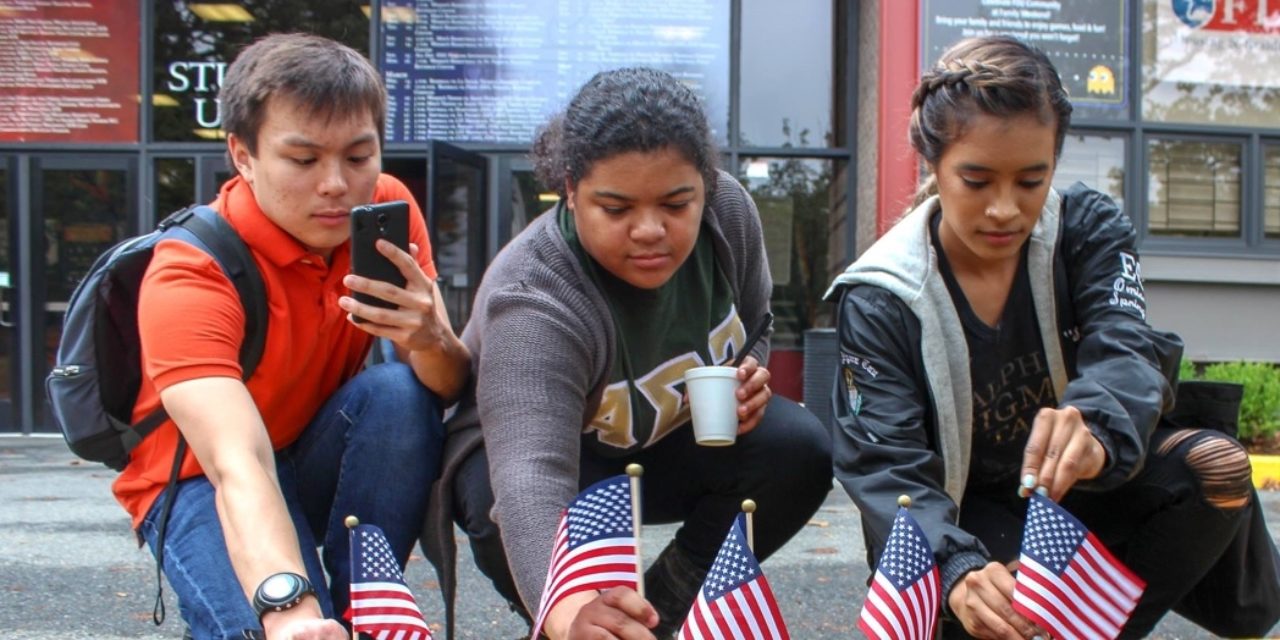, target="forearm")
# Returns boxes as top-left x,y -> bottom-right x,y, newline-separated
213,461 -> 311,600
161,378 -> 318,621
406,330 -> 470,403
